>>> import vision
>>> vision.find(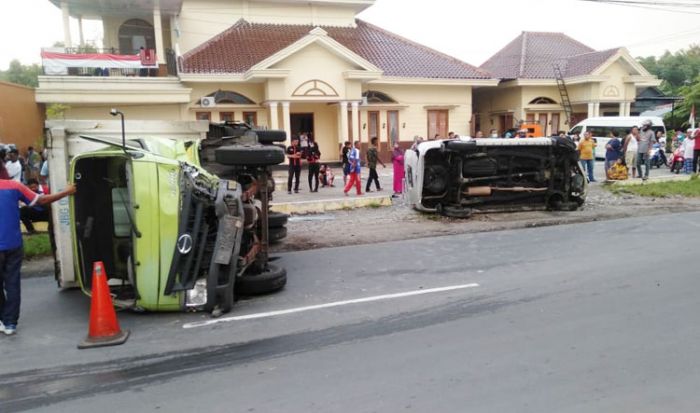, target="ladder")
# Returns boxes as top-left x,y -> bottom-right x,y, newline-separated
553,64 -> 574,126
